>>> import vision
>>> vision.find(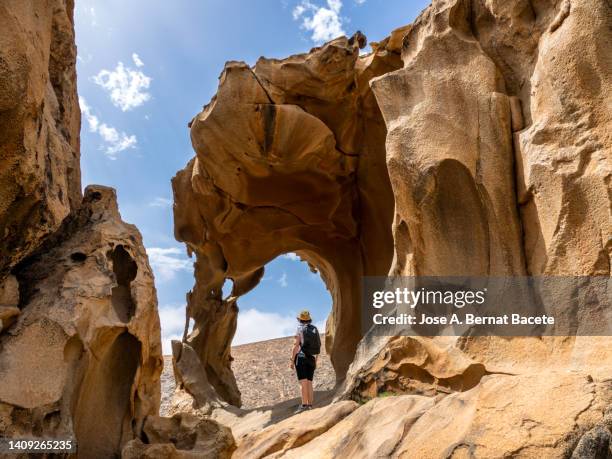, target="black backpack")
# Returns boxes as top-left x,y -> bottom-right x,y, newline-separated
301,324 -> 321,356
